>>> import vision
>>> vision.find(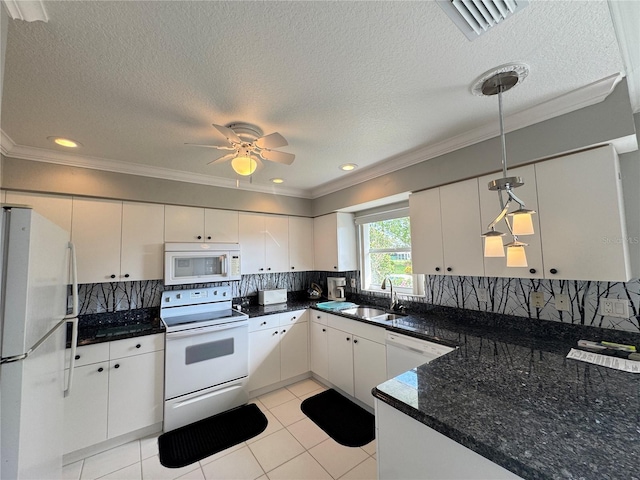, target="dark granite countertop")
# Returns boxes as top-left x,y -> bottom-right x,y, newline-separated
67,307 -> 164,347
241,299 -> 319,317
